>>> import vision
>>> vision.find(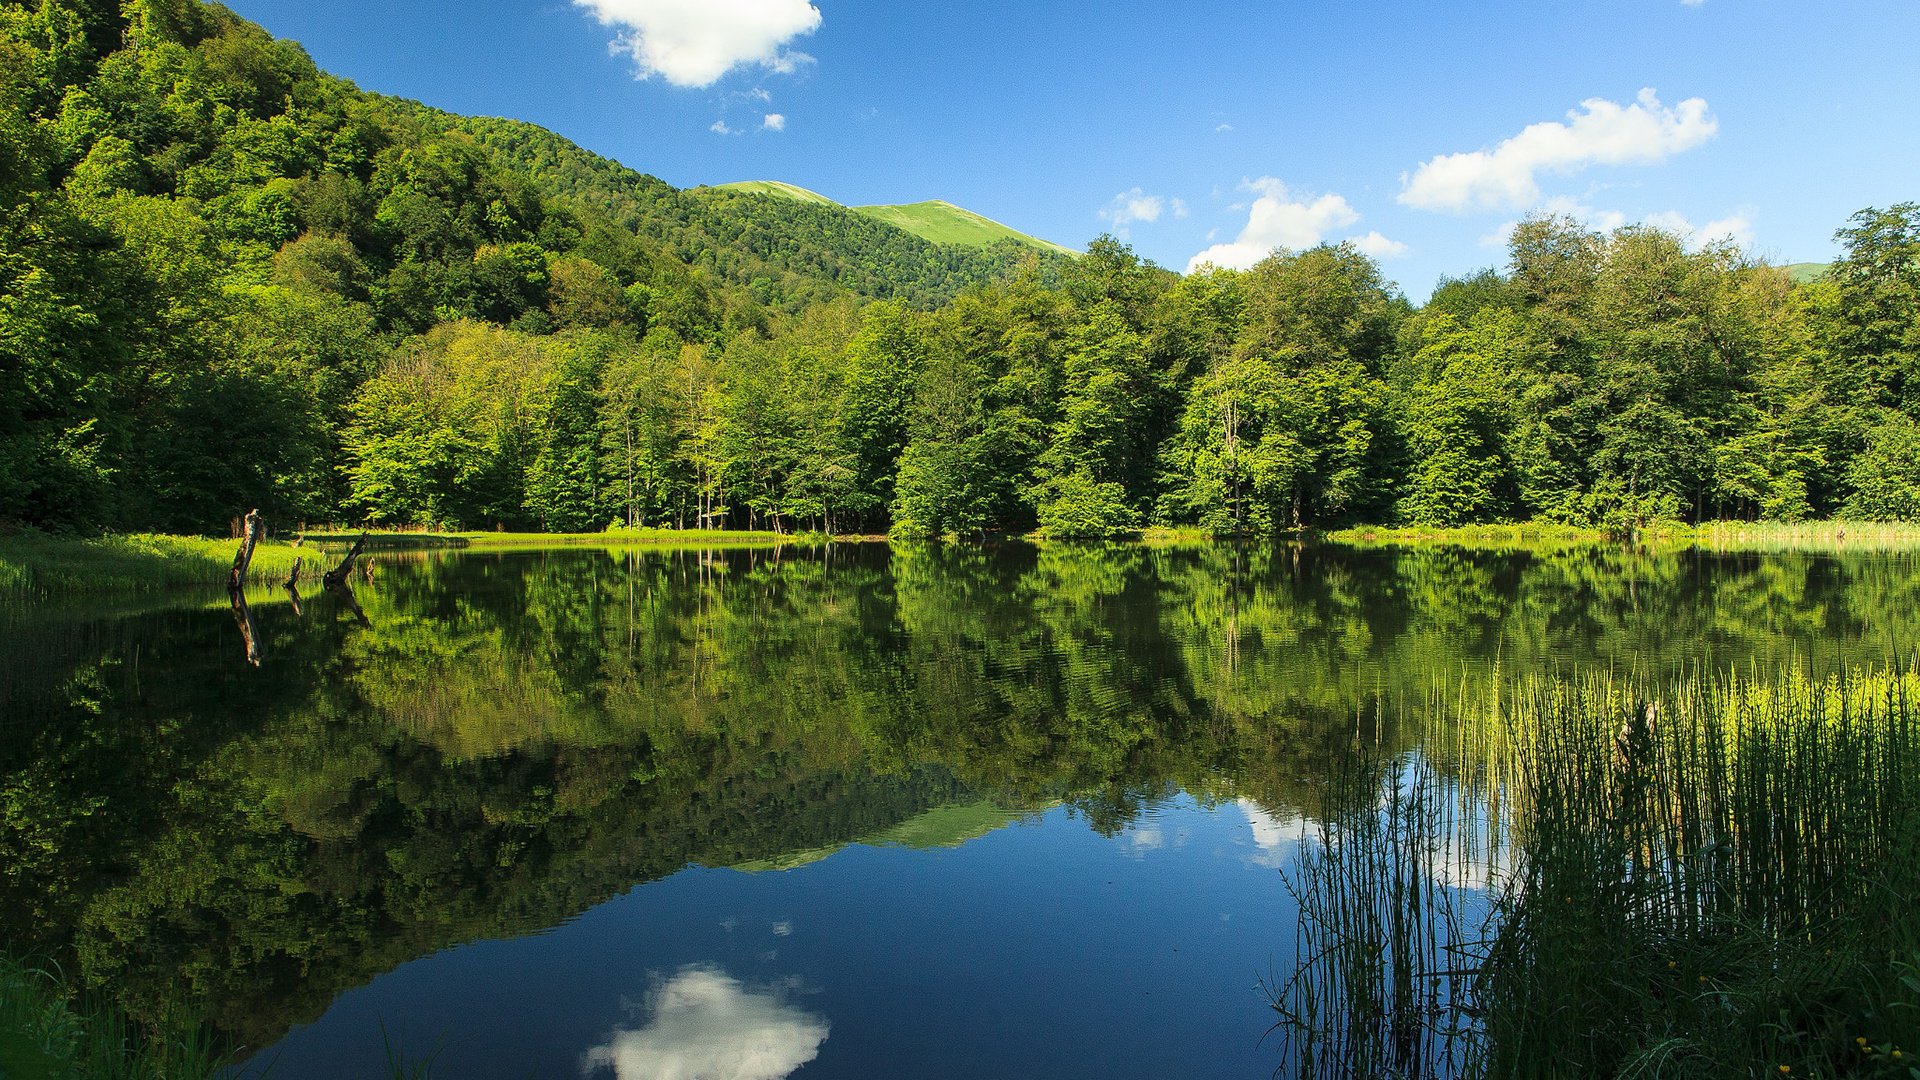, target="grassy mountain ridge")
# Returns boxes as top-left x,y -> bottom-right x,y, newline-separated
716,180 -> 1077,256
